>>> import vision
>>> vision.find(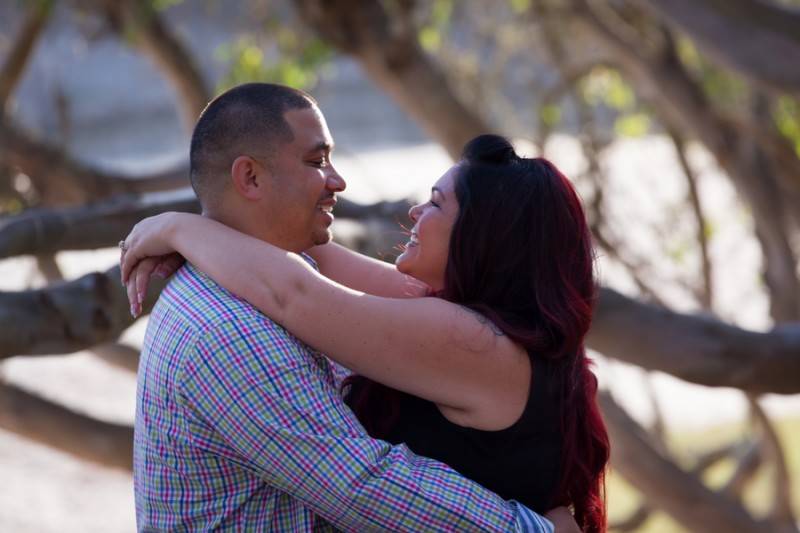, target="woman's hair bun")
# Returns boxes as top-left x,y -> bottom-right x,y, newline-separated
461,134 -> 518,164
